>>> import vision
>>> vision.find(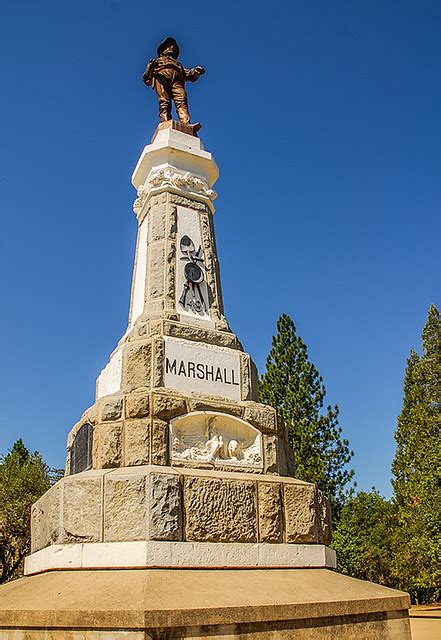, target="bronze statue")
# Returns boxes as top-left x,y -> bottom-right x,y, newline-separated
143,37 -> 205,132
